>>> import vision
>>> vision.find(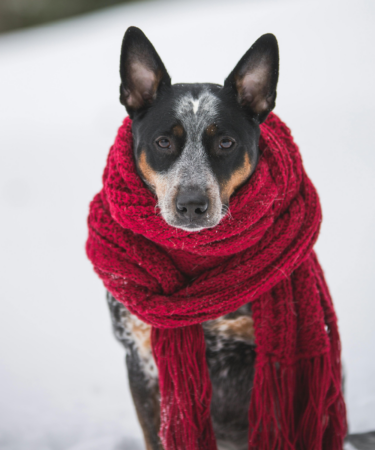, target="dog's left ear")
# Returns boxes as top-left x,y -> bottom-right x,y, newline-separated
224,34 -> 279,123
119,27 -> 171,117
